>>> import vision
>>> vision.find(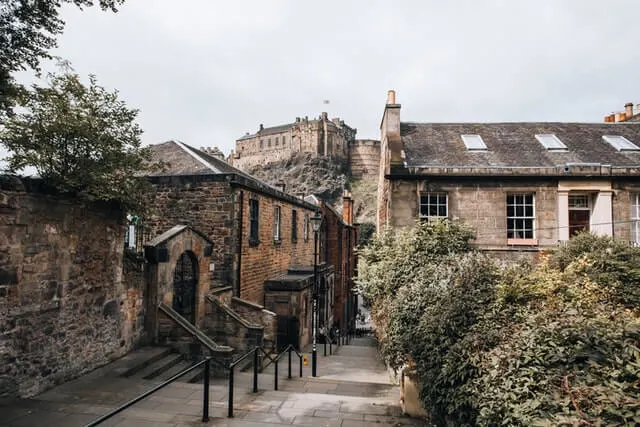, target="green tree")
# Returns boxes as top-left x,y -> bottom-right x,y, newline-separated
1,72 -> 158,210
0,0 -> 124,120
